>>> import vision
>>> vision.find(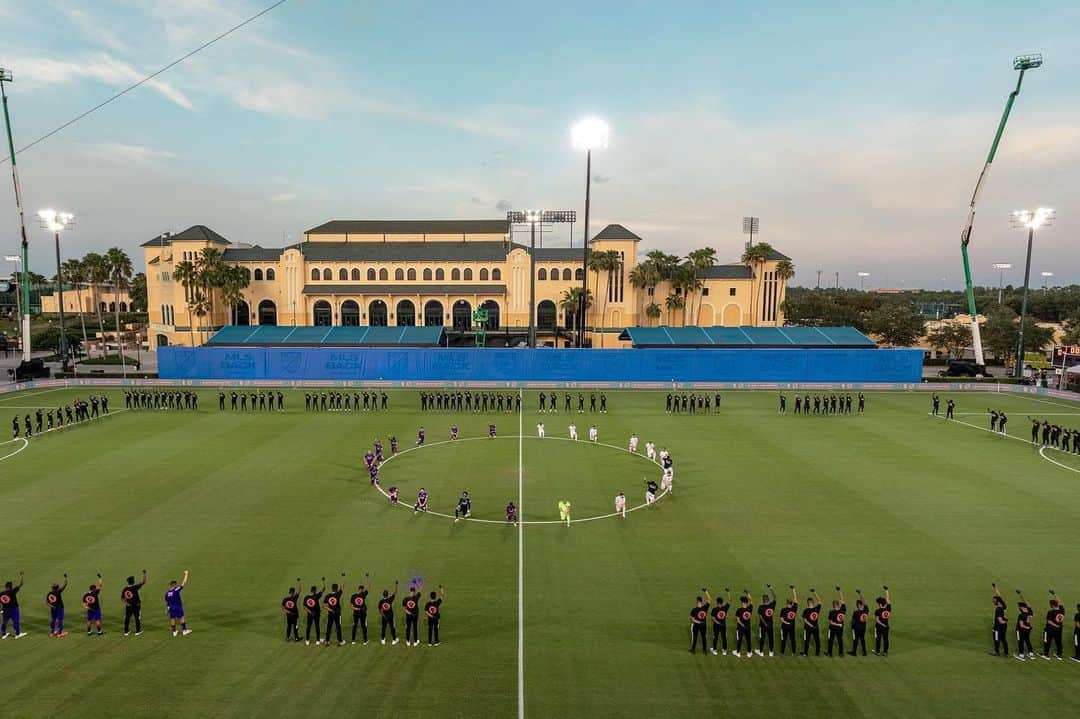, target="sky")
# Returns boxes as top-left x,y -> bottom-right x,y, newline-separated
1,0 -> 1077,289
